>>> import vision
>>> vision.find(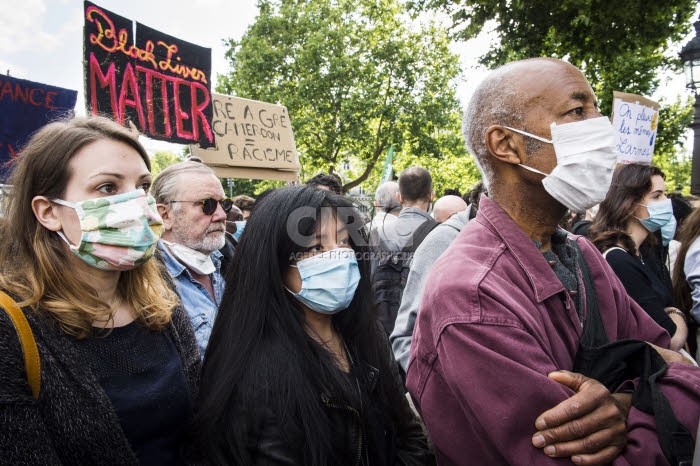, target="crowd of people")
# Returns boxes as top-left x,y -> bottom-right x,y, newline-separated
1,57 -> 699,465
